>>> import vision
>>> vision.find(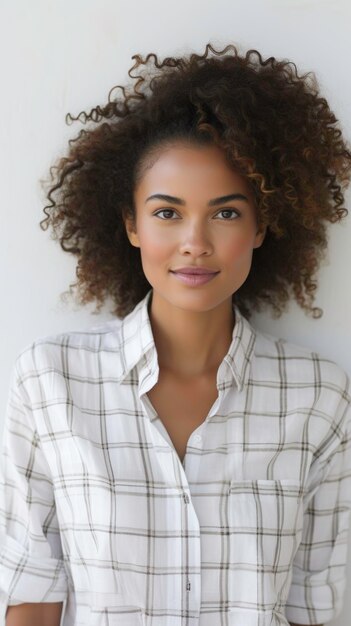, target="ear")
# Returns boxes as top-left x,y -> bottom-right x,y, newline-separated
124,217 -> 141,248
253,223 -> 267,249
